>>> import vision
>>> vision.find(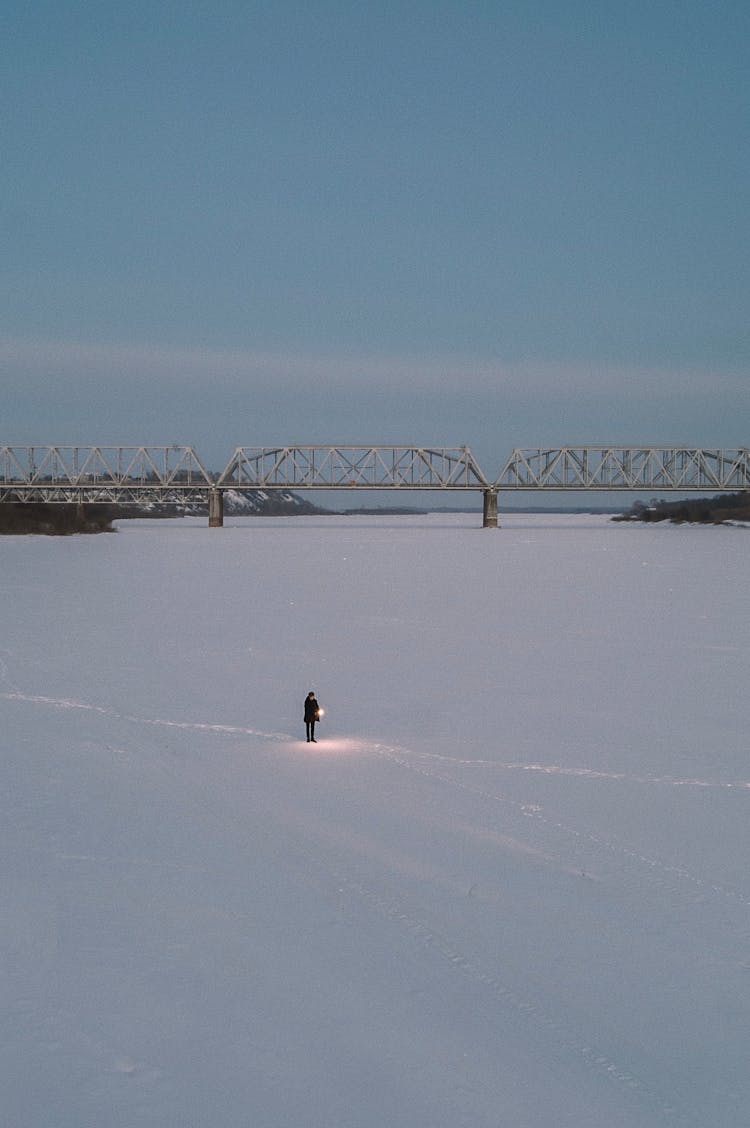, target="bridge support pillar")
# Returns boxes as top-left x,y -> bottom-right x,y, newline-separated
208,488 -> 224,528
482,488 -> 499,528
